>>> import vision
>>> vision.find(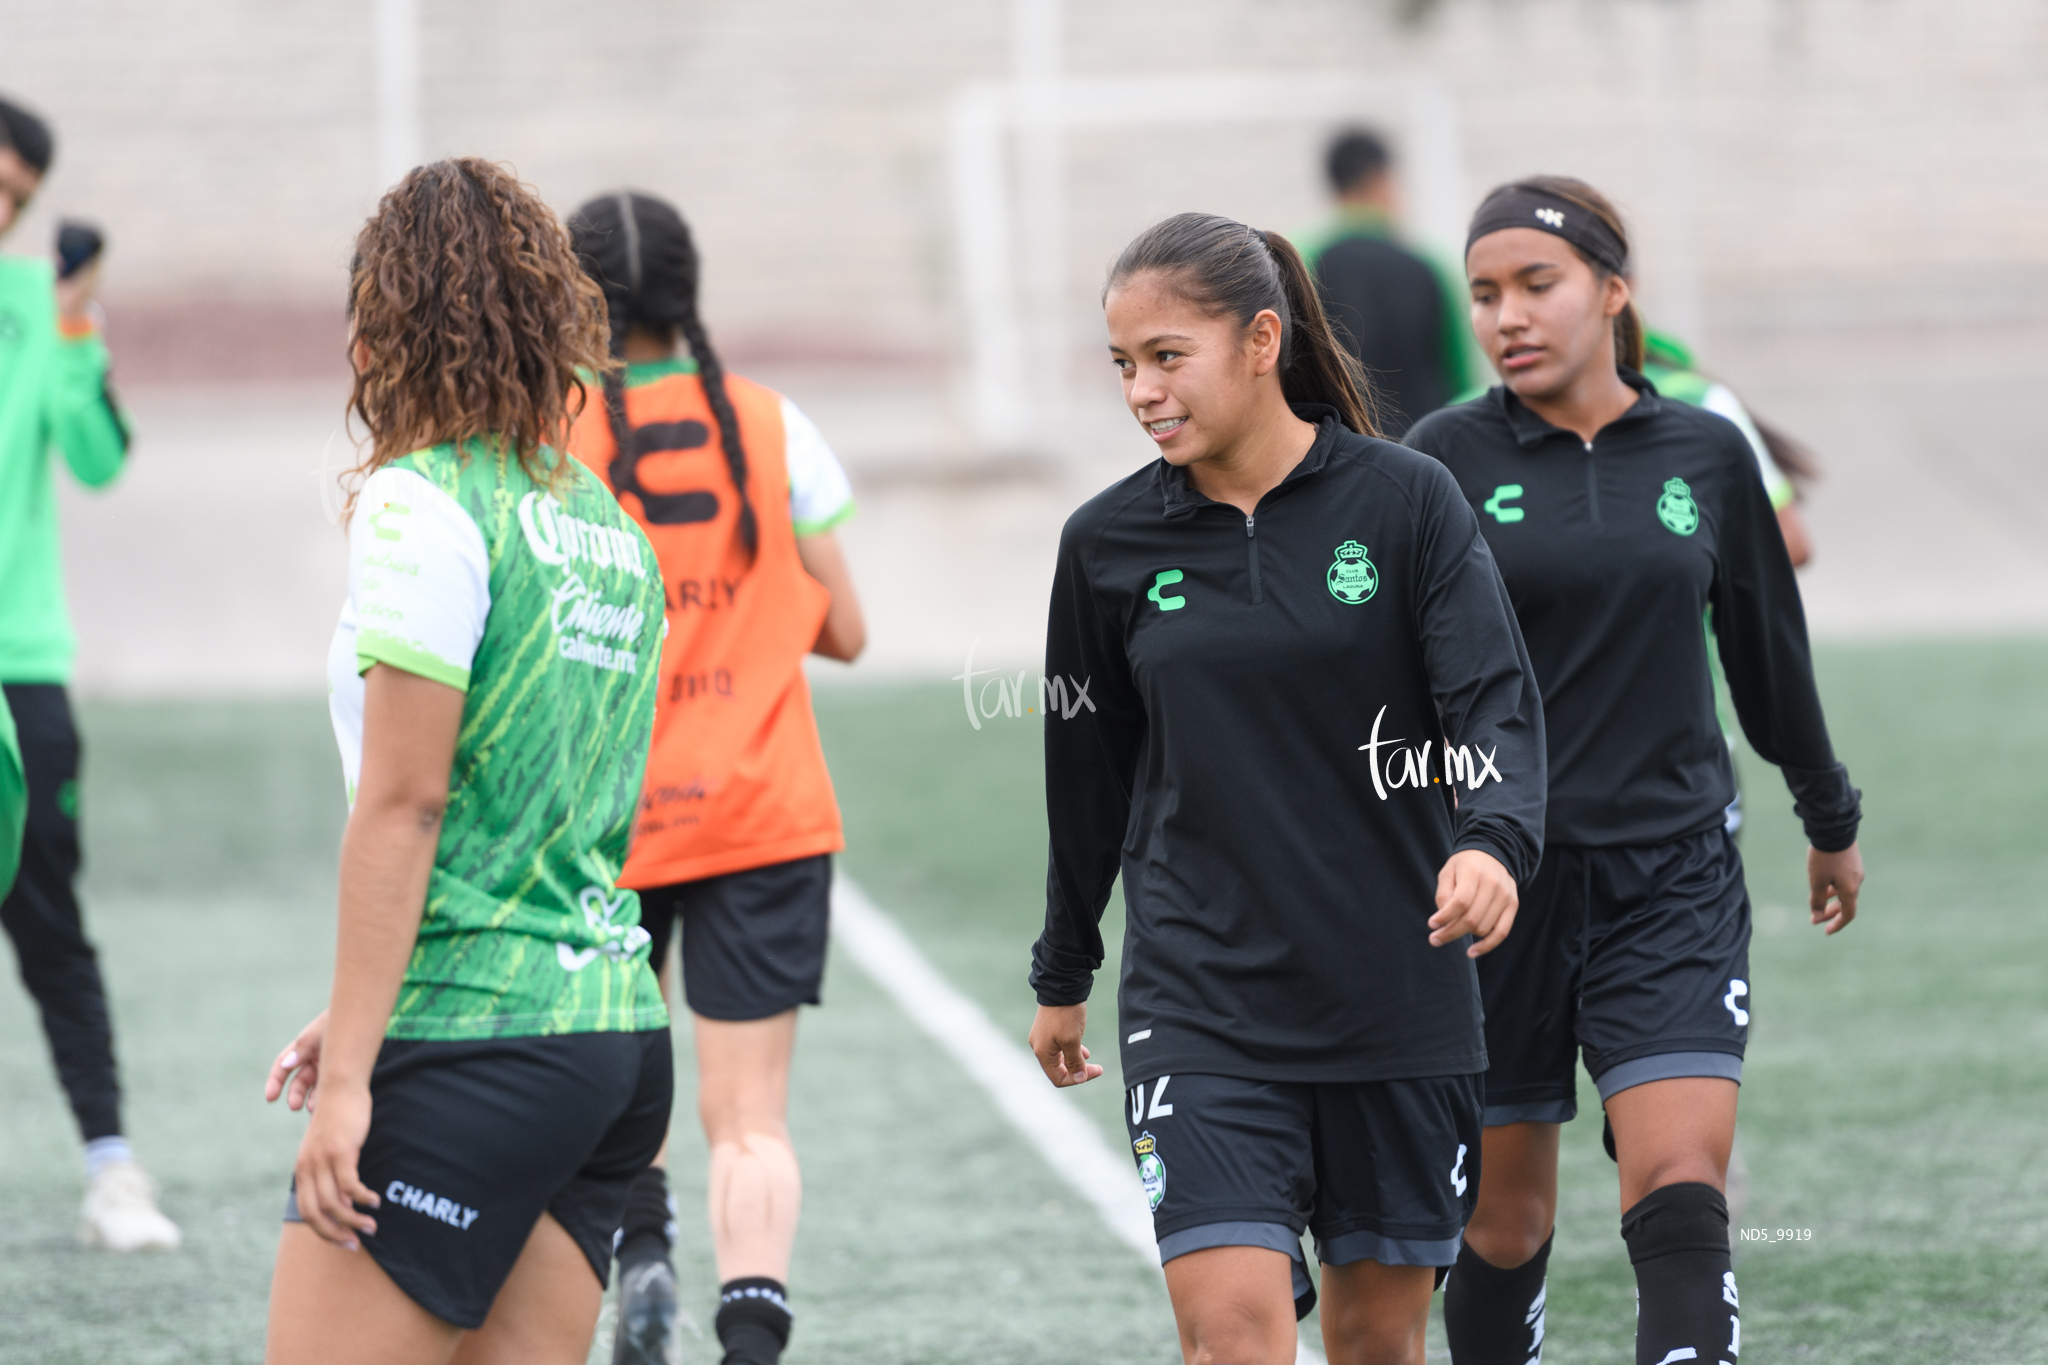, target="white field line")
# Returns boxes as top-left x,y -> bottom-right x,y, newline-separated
830,877 -> 1327,1365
